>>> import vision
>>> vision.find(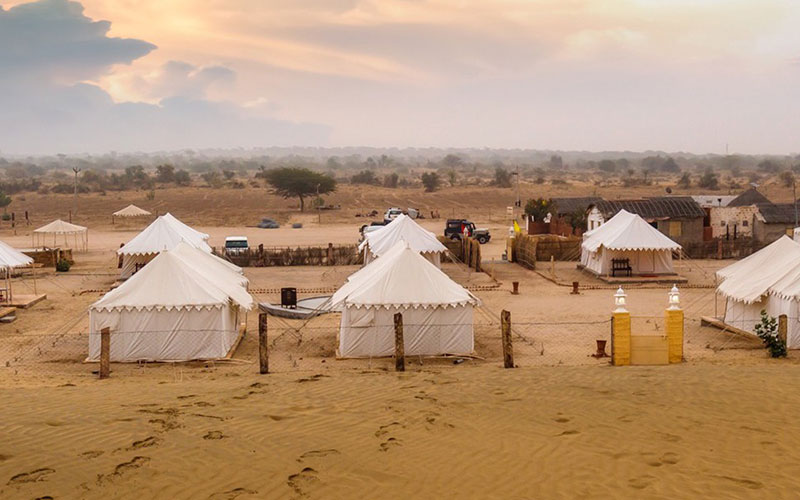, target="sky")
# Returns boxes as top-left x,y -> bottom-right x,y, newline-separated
1,0 -> 799,155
